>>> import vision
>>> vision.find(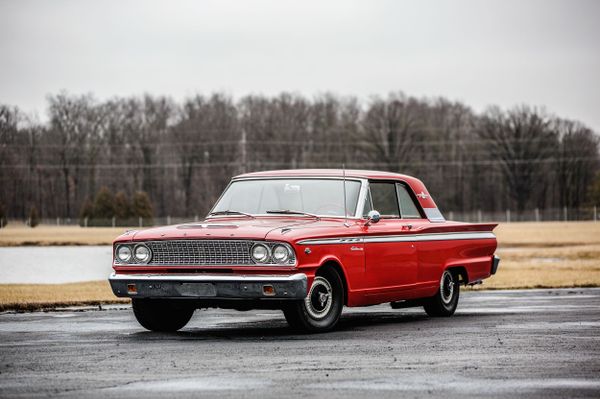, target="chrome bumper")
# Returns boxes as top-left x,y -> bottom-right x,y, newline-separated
491,255 -> 500,275
109,272 -> 307,299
